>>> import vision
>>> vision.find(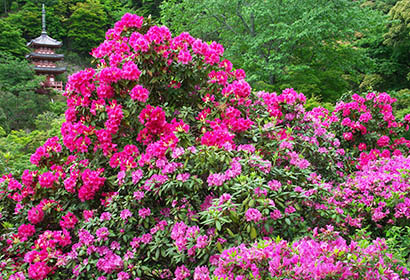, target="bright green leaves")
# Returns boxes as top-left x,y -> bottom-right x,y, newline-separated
68,0 -> 108,55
